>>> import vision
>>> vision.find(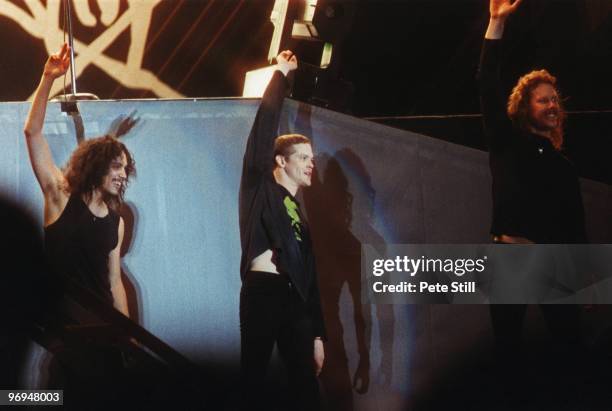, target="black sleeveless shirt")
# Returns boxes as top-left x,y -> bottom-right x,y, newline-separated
44,194 -> 120,304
